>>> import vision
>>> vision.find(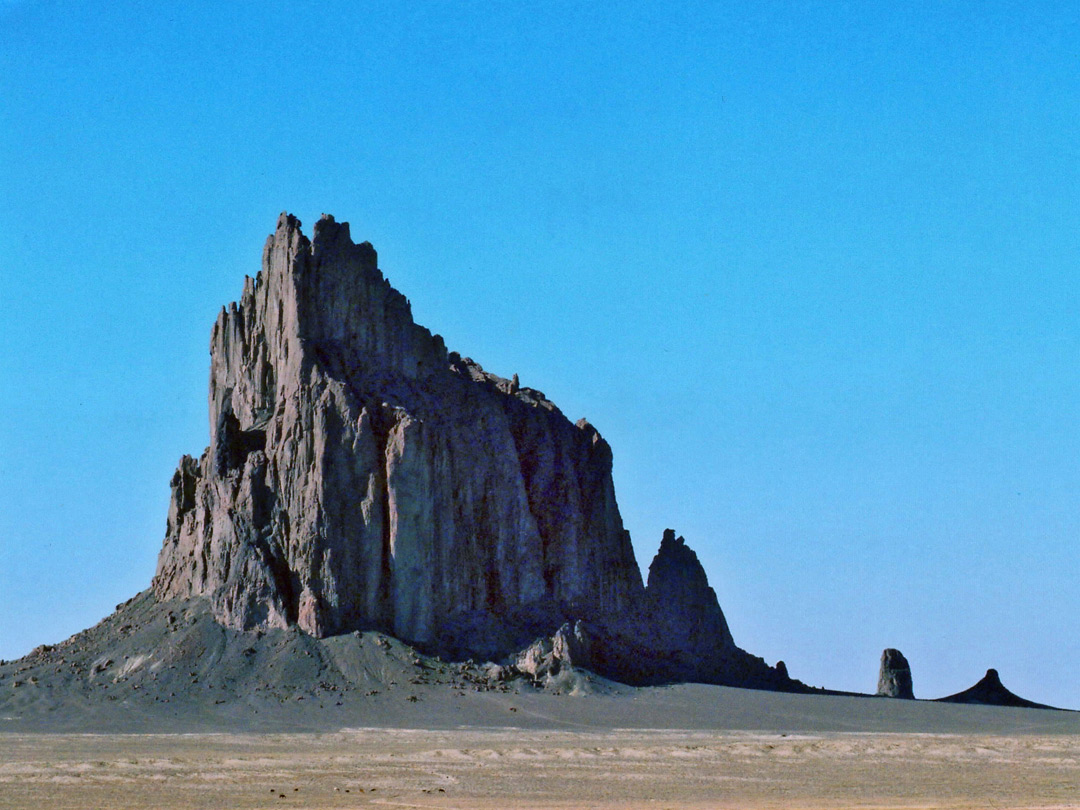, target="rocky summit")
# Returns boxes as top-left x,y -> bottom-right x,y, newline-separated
149,212 -> 790,689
